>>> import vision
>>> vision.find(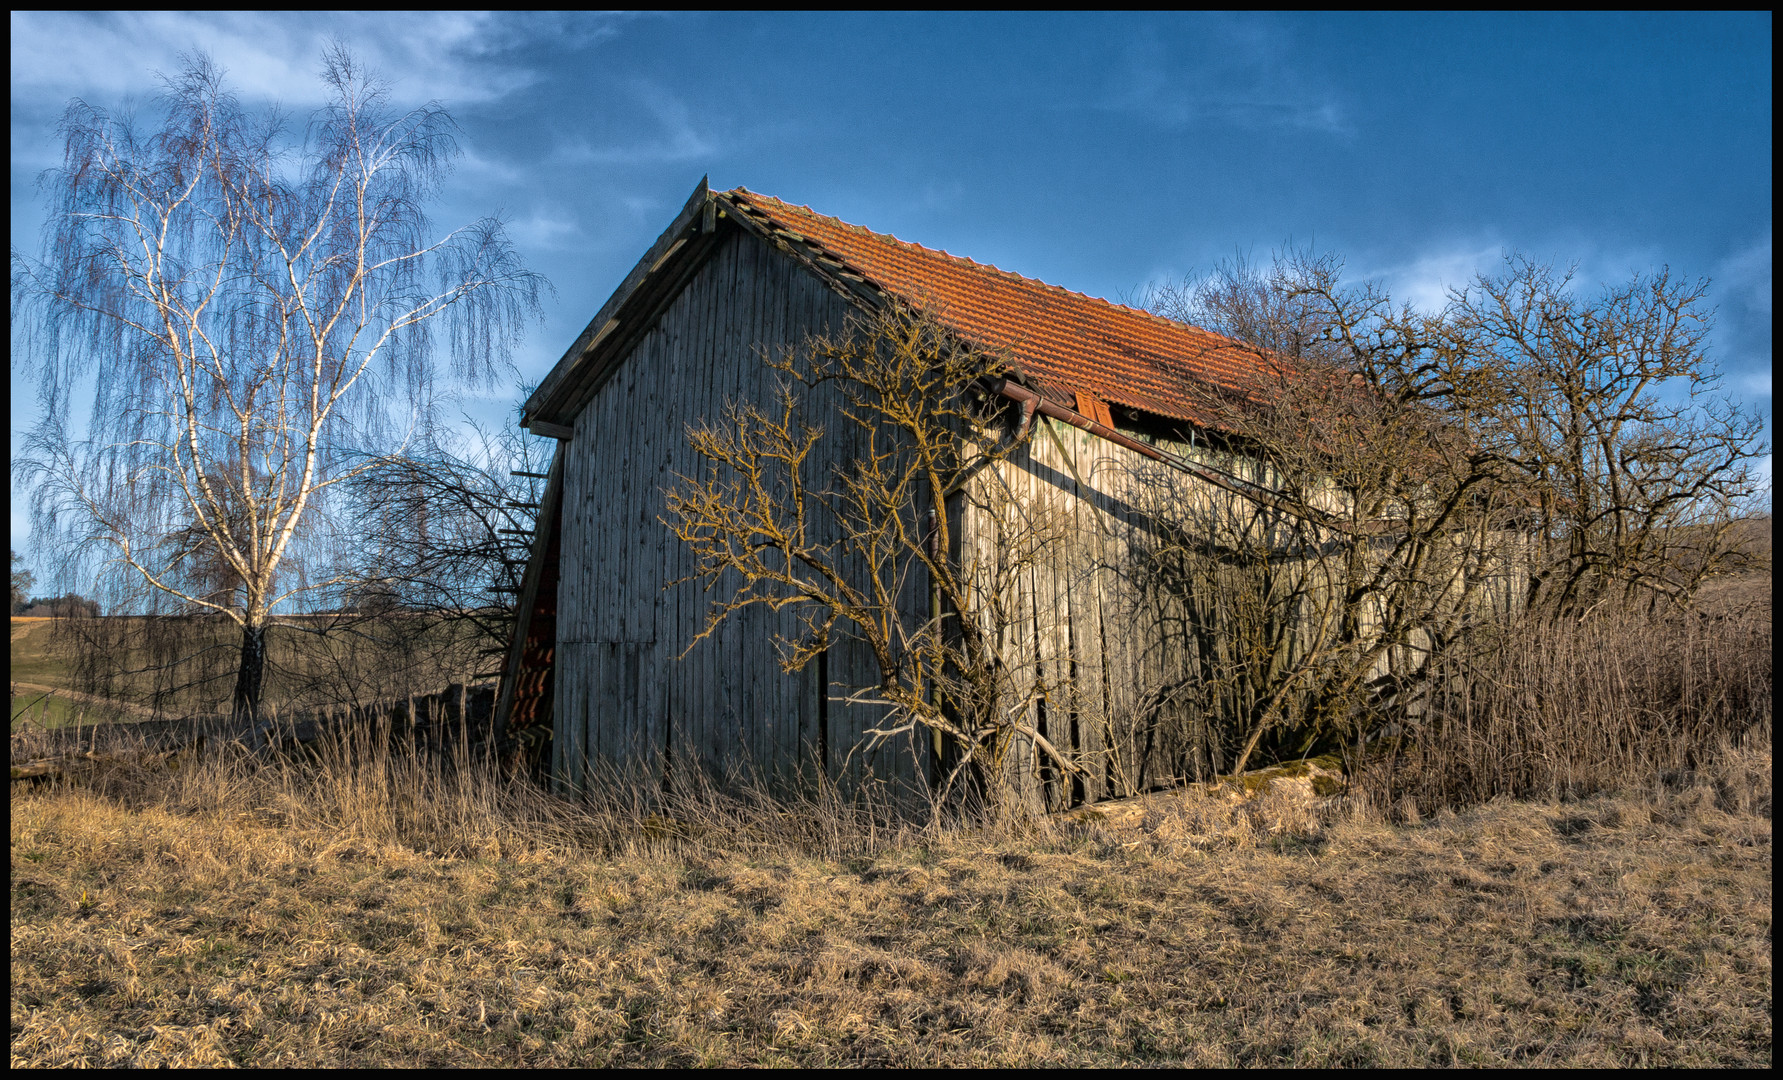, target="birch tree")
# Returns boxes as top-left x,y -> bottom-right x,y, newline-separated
12,49 -> 543,727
